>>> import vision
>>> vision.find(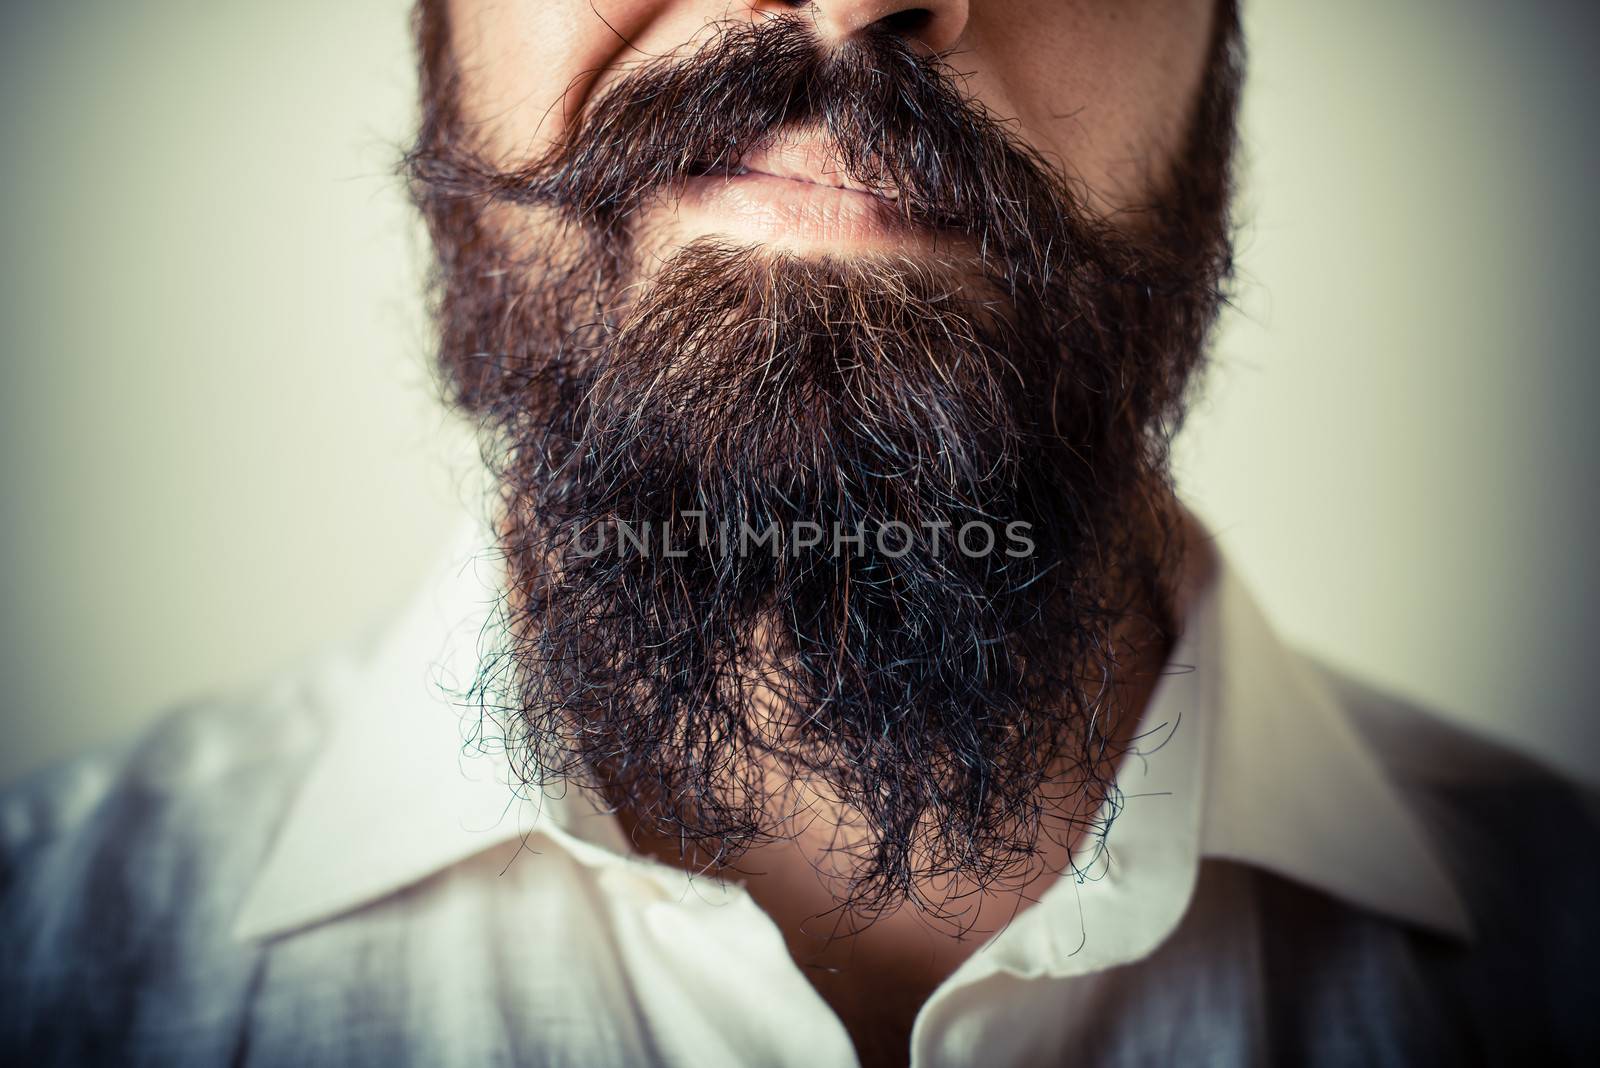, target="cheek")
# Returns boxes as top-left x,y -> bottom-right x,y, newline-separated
446,0 -> 637,164
960,0 -> 1216,215
447,0 -> 758,167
